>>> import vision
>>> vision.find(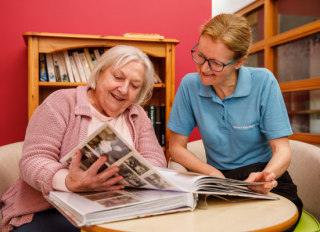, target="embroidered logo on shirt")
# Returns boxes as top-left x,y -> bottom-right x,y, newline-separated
232,123 -> 259,130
